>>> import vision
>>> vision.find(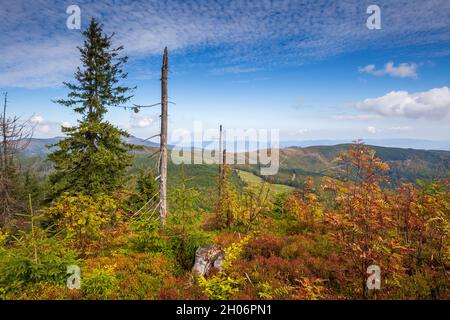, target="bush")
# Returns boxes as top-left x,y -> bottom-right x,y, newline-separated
45,193 -> 120,251
128,219 -> 168,253
0,235 -> 78,297
244,233 -> 284,259
198,273 -> 244,300
82,265 -> 118,299
0,230 -> 8,248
